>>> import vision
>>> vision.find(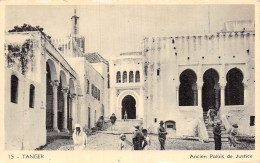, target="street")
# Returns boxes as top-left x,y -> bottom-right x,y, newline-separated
40,133 -> 254,151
